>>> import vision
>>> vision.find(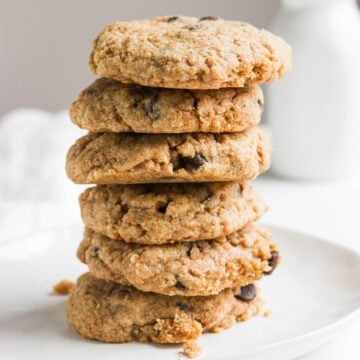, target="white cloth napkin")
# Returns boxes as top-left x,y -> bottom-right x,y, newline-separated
0,108 -> 86,202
